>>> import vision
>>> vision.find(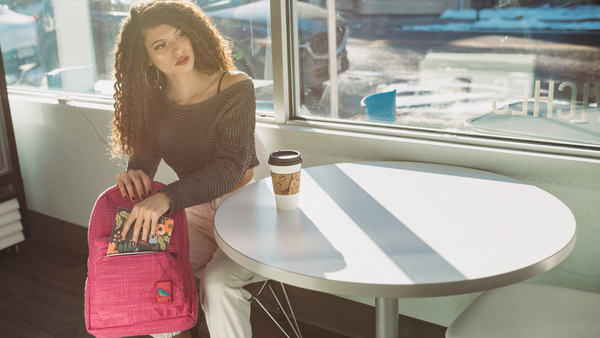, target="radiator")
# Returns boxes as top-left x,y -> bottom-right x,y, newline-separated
0,198 -> 23,250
